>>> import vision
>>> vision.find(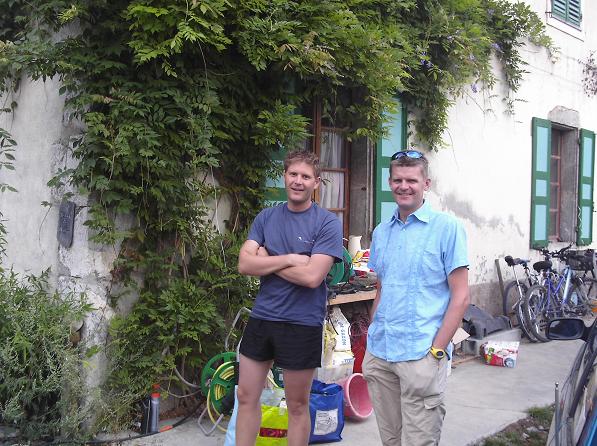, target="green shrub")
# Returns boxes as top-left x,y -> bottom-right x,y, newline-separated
0,269 -> 92,441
